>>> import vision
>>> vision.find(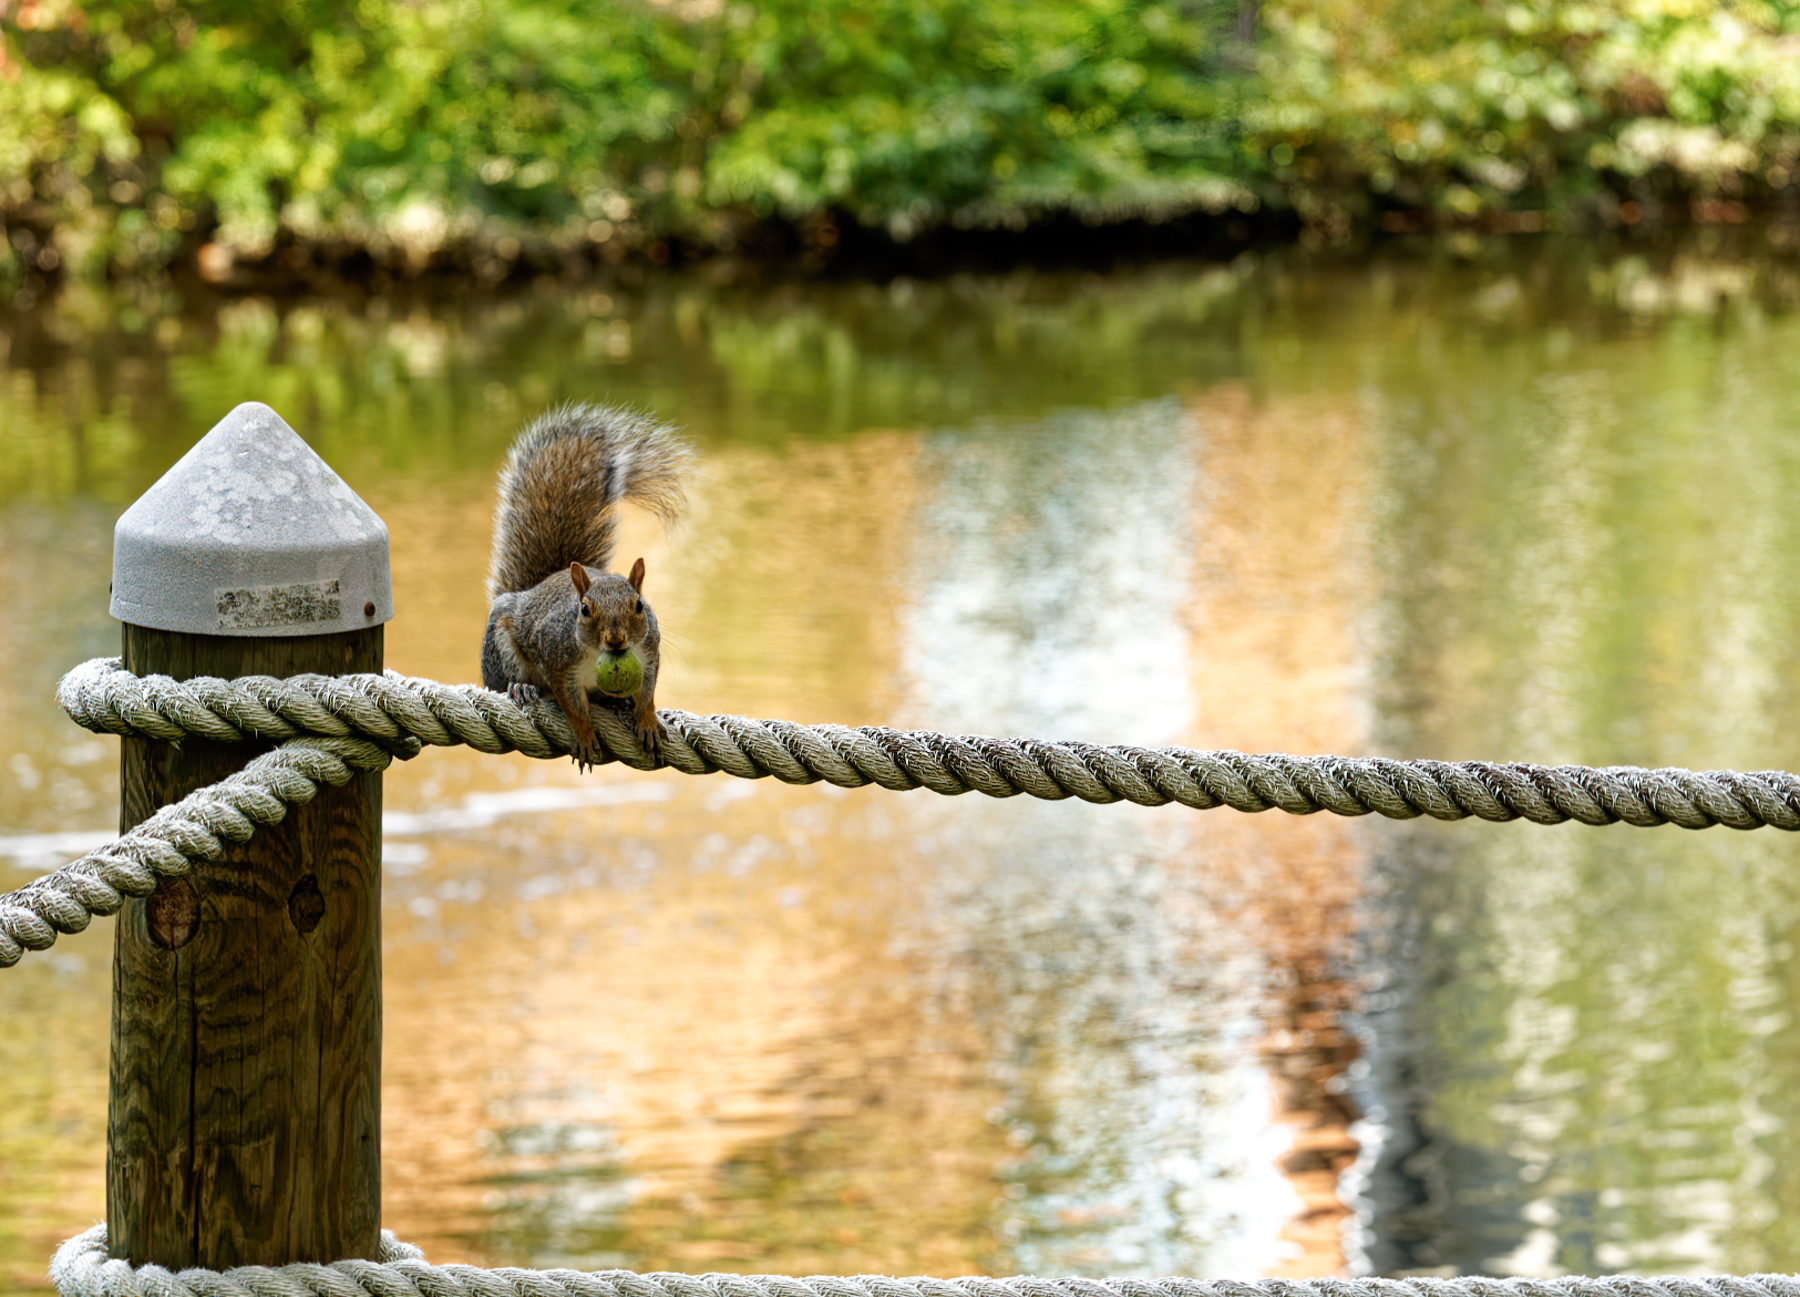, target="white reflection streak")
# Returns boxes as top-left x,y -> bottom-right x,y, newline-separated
383,782 -> 673,836
898,400 -> 1197,746
0,784 -> 673,875
895,399 -> 1295,1275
